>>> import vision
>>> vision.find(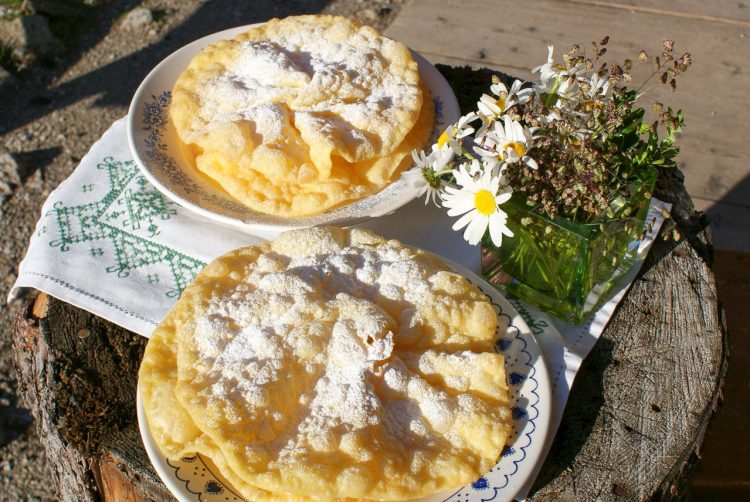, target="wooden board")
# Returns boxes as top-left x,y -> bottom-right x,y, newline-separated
11,65 -> 726,502
386,0 -> 750,210
564,0 -> 750,25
